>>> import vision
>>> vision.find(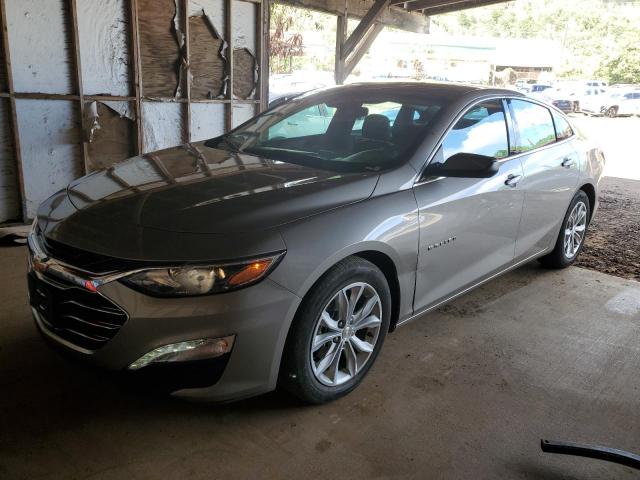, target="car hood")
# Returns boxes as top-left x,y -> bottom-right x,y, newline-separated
64,142 -> 379,234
